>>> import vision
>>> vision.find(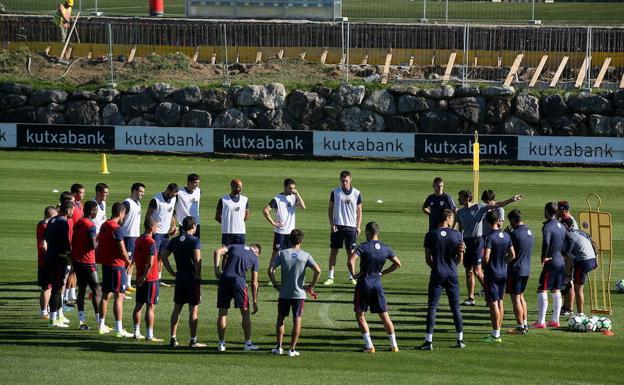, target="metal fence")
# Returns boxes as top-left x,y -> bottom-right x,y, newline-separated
2,0 -> 624,25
